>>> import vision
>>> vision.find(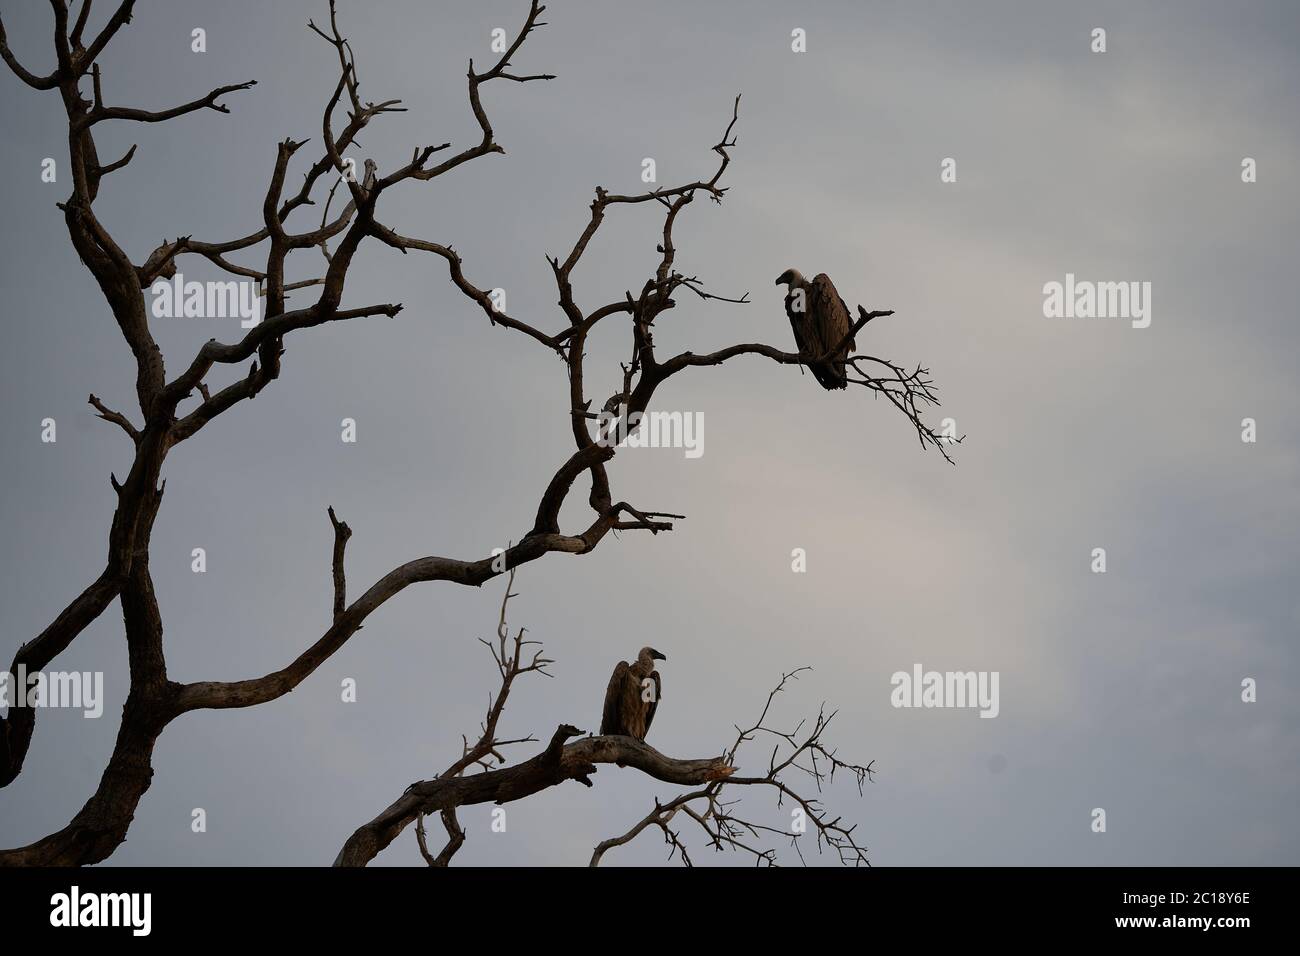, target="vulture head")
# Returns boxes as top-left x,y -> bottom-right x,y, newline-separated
637,646 -> 667,666
774,267 -> 806,289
